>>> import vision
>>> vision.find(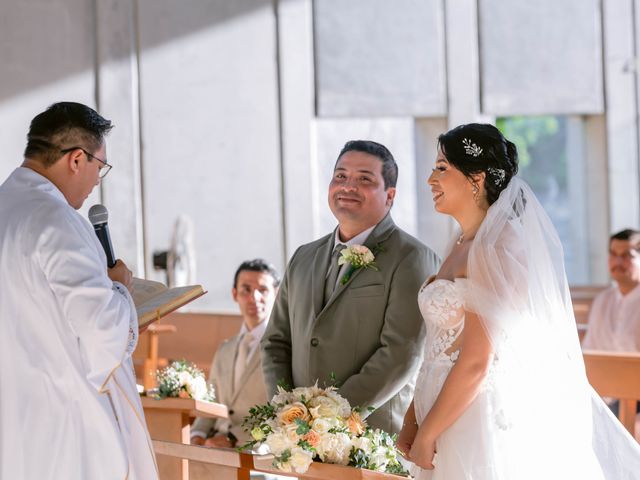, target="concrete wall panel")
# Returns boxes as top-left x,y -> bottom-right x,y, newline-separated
314,0 -> 446,117
480,0 -> 603,115
138,0 -> 284,312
